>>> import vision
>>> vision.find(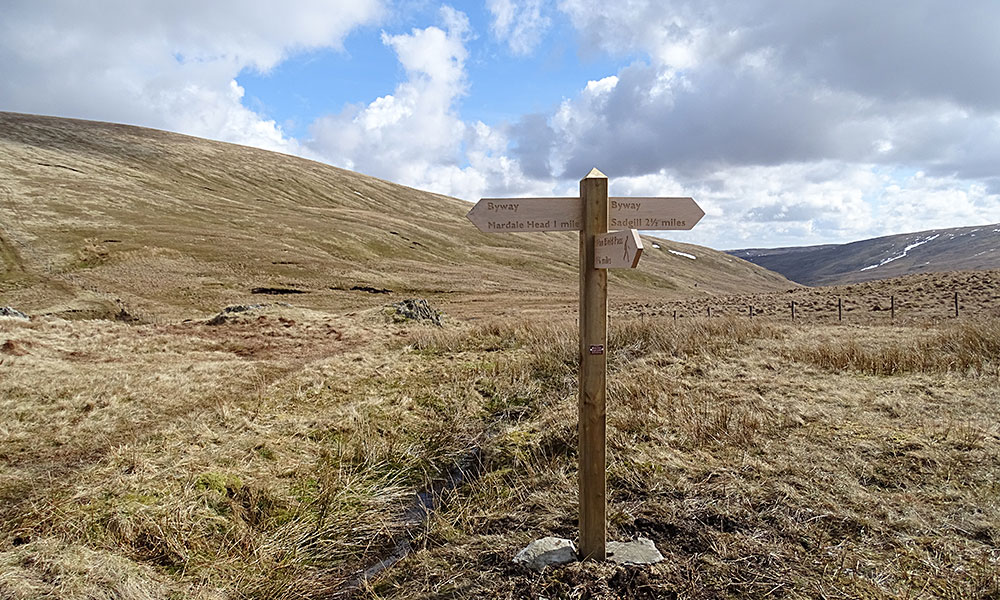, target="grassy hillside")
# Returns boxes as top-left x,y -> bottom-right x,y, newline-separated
730,224 -> 1000,286
4,113 -> 997,600
0,112 -> 791,322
